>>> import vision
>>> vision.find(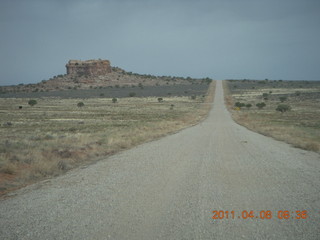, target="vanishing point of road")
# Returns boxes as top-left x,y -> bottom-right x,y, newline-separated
1,81 -> 319,239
